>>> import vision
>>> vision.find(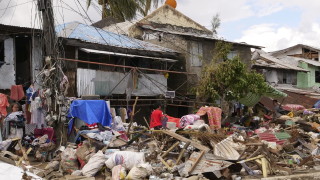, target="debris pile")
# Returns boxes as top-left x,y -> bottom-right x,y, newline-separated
3,102 -> 320,179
